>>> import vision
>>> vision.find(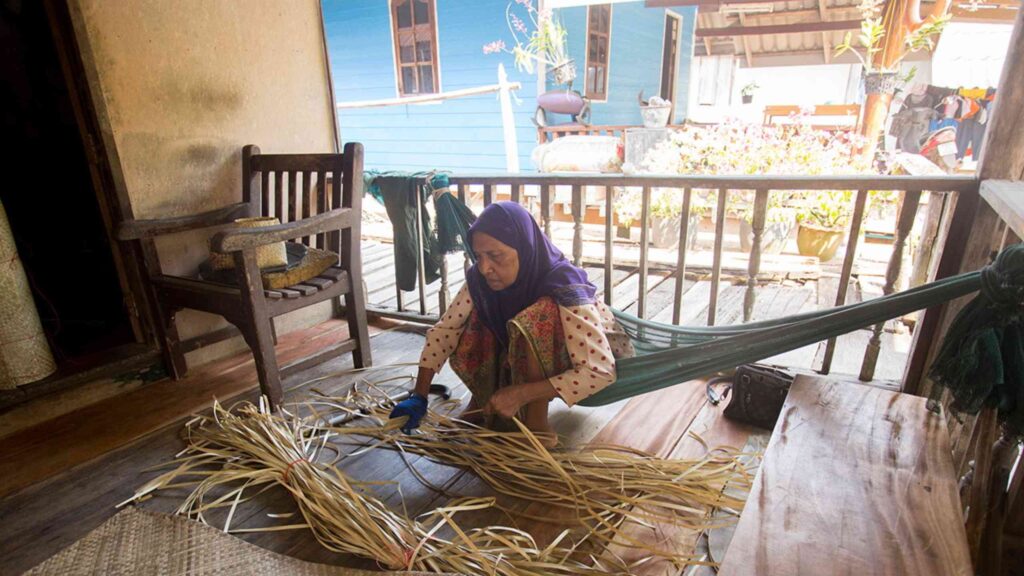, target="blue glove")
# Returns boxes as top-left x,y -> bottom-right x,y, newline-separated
389,394 -> 428,433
